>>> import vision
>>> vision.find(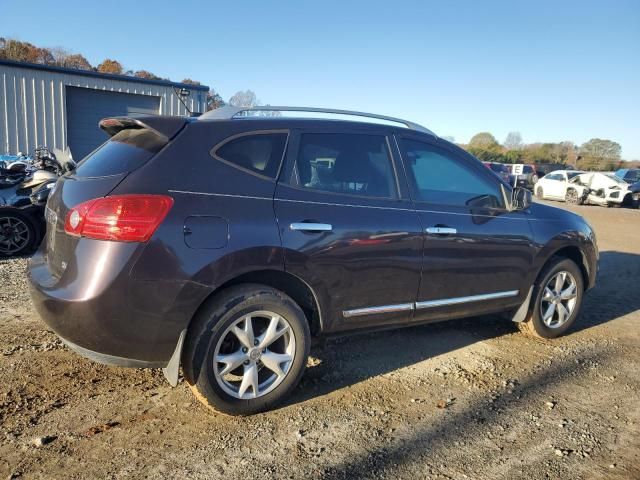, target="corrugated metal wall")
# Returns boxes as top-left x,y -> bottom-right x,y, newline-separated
0,63 -> 207,155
